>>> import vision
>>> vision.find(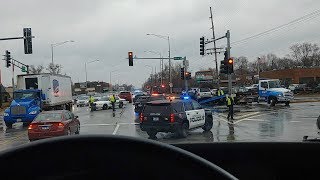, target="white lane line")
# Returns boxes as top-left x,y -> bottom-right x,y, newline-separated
112,124 -> 120,135
289,121 -> 301,123
81,123 -> 114,126
80,123 -> 139,127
